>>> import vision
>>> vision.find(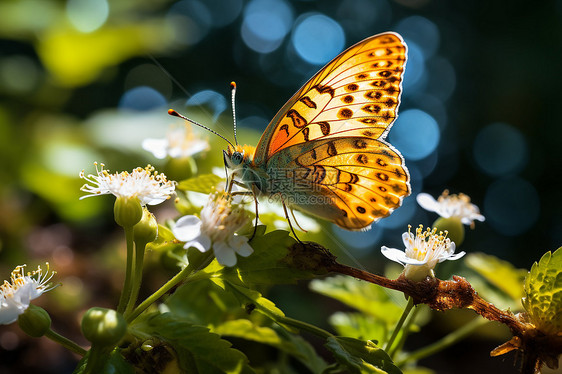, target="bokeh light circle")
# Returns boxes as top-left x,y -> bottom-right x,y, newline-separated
396,16 -> 440,59
378,196 -> 417,229
332,224 -> 384,251
167,0 -> 212,46
185,90 -> 227,121
241,0 -> 293,53
484,177 -> 539,236
66,0 -> 109,33
401,41 -> 426,94
473,122 -> 528,177
292,14 -> 345,65
389,109 -> 440,160
118,86 -> 167,111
